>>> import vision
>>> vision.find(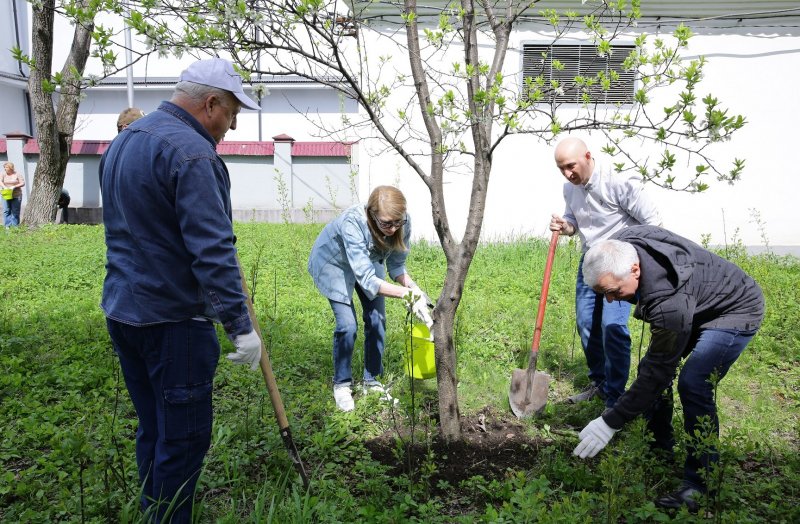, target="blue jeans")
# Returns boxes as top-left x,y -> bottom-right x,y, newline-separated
107,318 -> 220,524
576,256 -> 632,406
645,328 -> 756,492
329,284 -> 386,385
3,197 -> 21,227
